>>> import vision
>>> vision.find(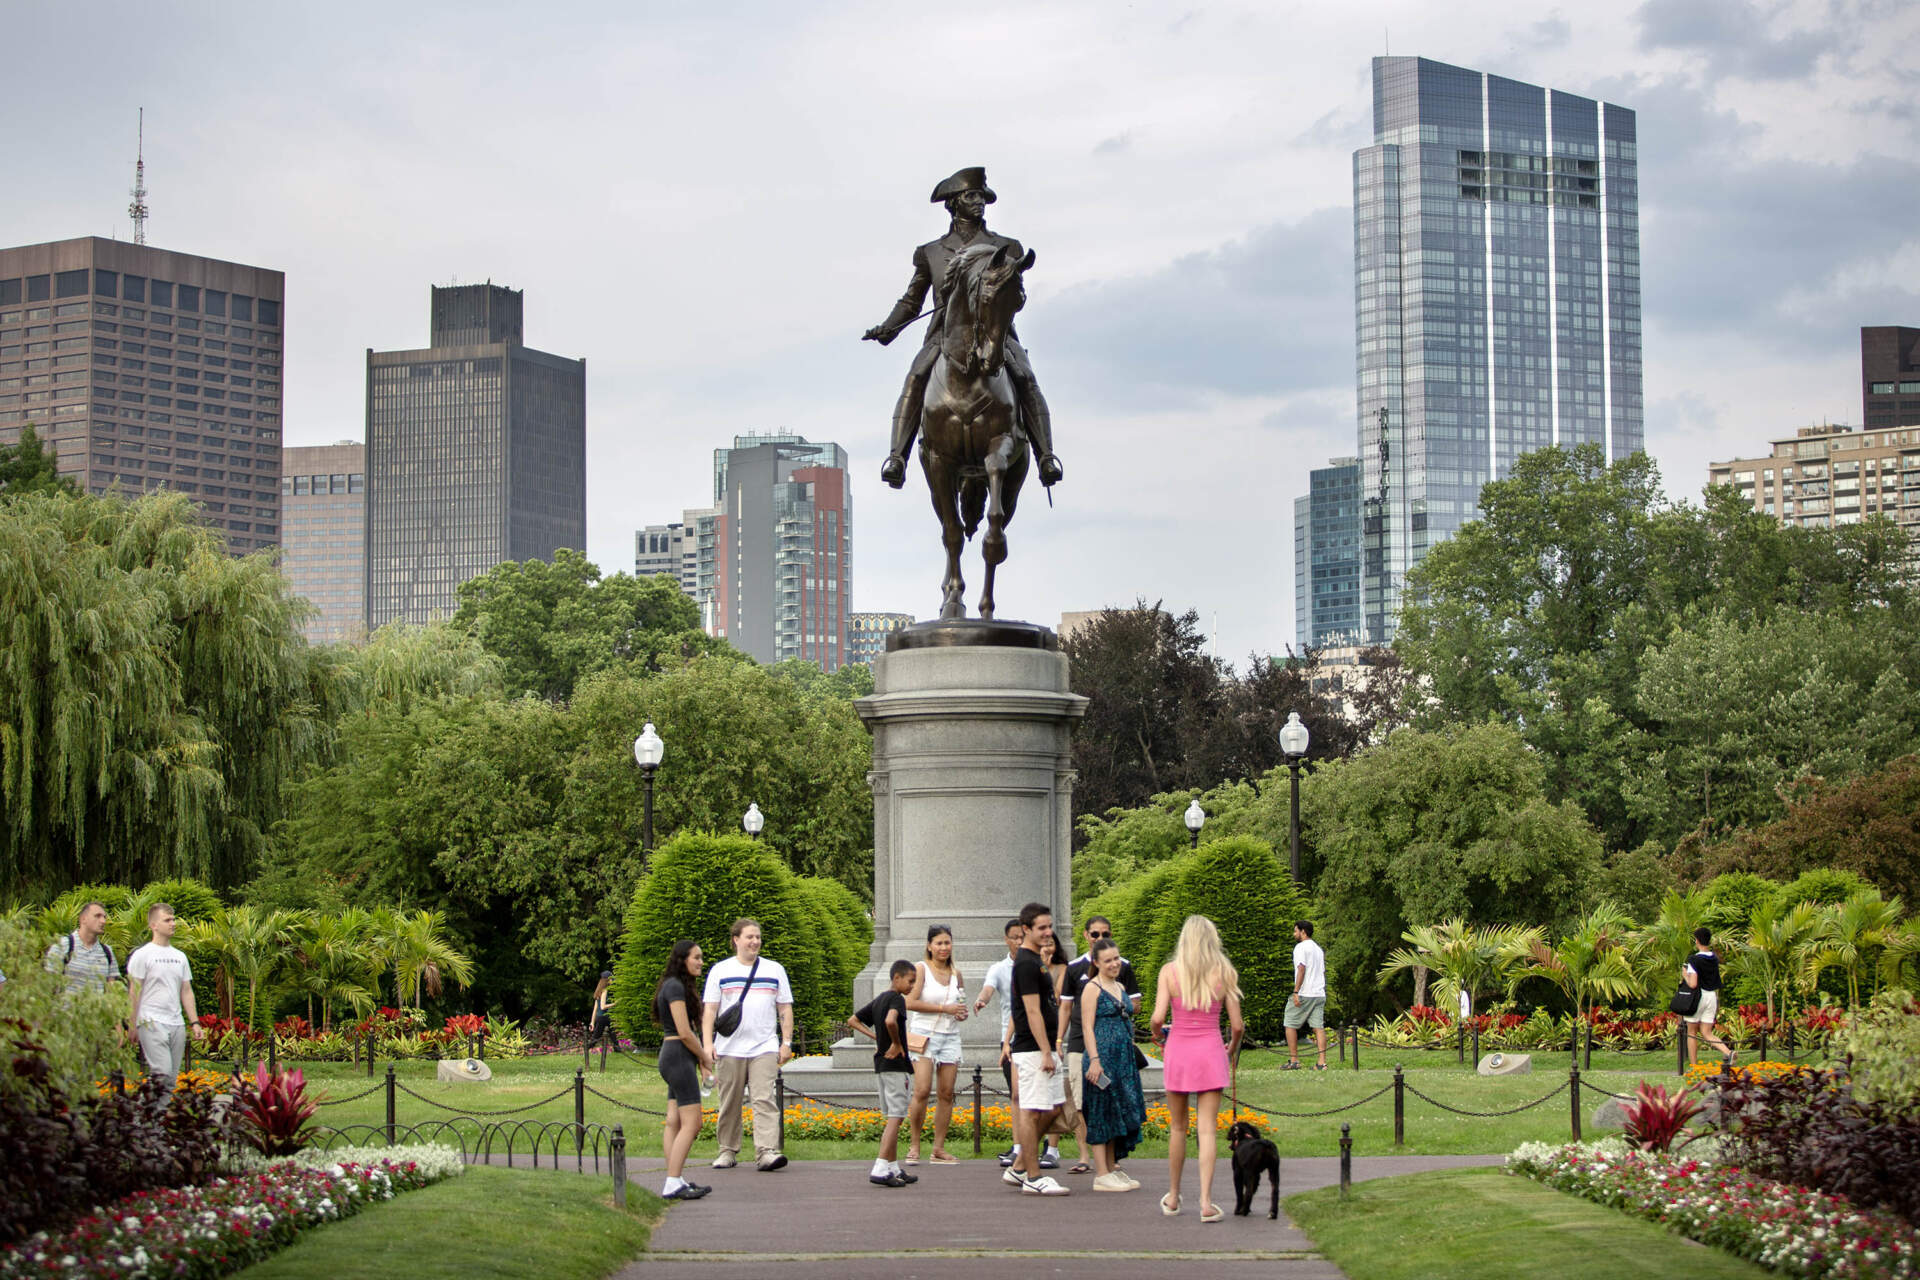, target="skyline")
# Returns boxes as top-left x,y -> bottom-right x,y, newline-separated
4,0 -> 1916,659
